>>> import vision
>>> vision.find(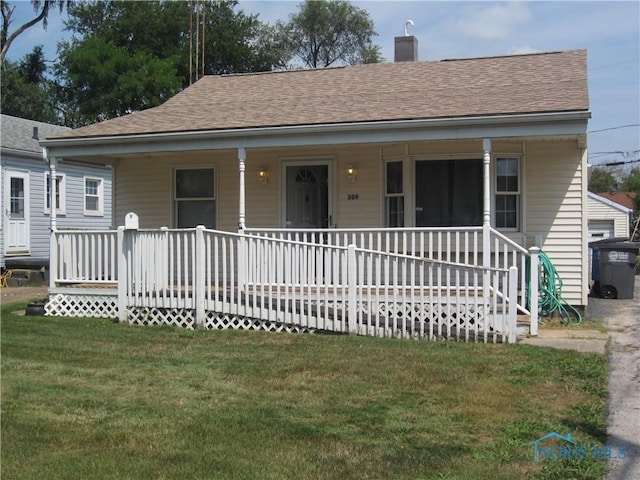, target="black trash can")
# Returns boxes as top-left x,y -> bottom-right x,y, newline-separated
597,241 -> 639,299
588,237 -> 629,296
